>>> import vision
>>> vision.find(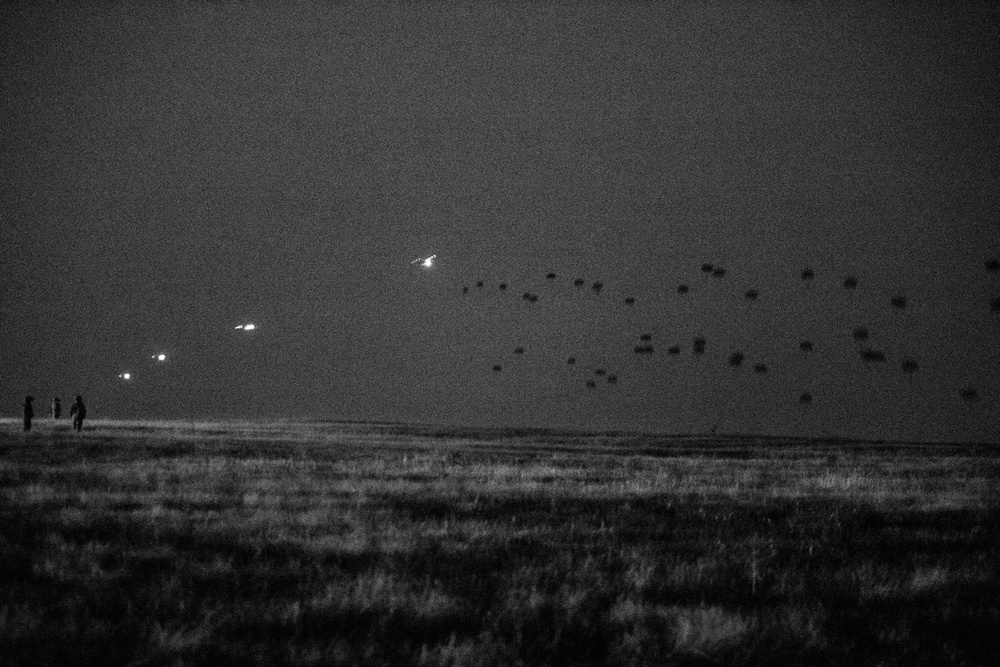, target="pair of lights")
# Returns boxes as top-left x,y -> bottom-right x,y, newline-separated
234,323 -> 256,331
121,352 -> 167,380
